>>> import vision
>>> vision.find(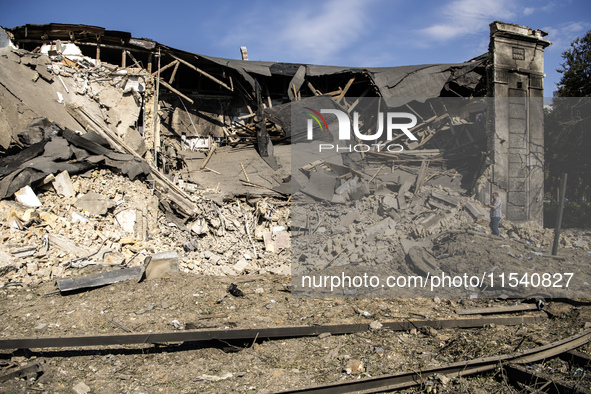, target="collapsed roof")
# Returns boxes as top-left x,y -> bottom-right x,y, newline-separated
5,23 -> 487,103
0,23 -> 489,208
